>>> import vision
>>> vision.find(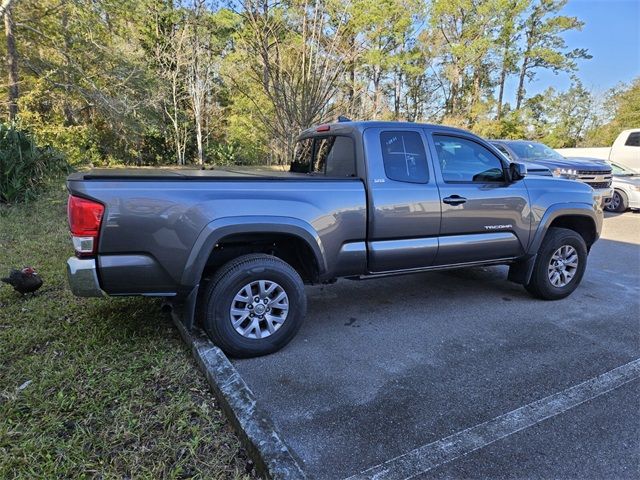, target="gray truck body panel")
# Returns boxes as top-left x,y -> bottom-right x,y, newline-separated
66,121 -> 602,300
